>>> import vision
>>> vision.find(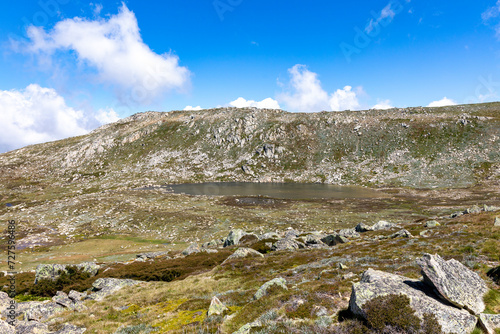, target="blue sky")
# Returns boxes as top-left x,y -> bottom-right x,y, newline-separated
1,0 -> 500,152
